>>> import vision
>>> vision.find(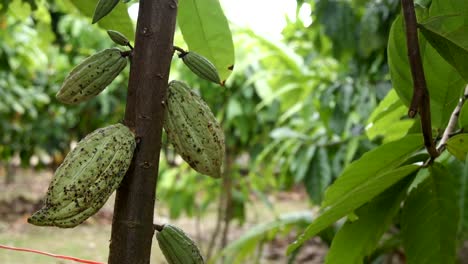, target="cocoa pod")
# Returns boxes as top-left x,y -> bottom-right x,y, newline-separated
107,30 -> 130,46
180,51 -> 221,85
92,0 -> 120,24
156,224 -> 205,264
27,123 -> 136,228
163,80 -> 224,178
56,48 -> 127,105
